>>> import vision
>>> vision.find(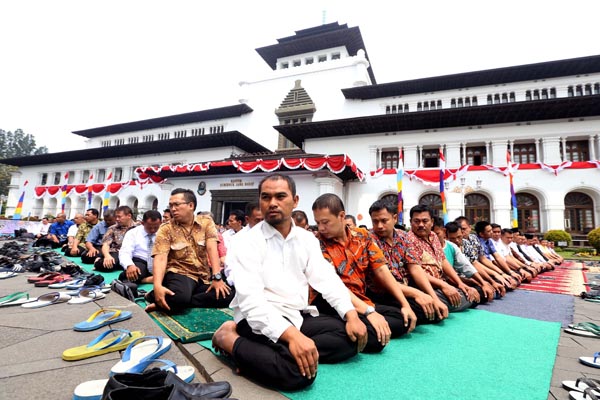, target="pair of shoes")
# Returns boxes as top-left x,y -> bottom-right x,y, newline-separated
103,368 -> 232,400
563,377 -> 600,400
